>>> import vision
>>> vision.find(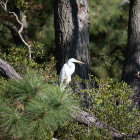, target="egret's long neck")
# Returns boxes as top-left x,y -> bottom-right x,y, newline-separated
67,62 -> 75,75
